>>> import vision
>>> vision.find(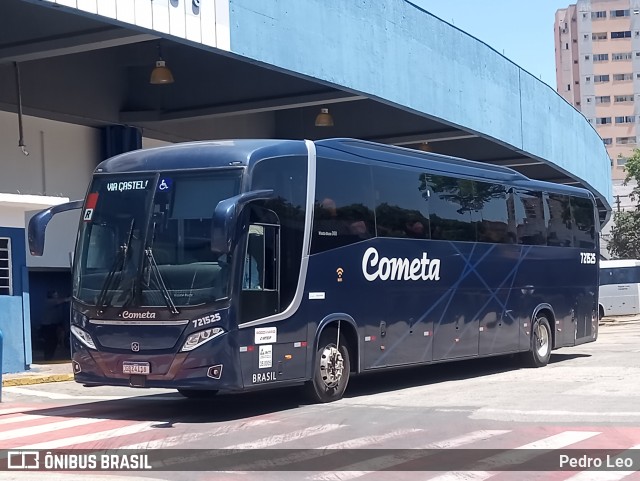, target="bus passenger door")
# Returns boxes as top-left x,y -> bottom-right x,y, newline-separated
239,223 -> 280,324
